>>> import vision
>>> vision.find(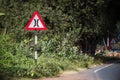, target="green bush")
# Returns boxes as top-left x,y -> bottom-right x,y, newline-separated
0,34 -> 102,79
